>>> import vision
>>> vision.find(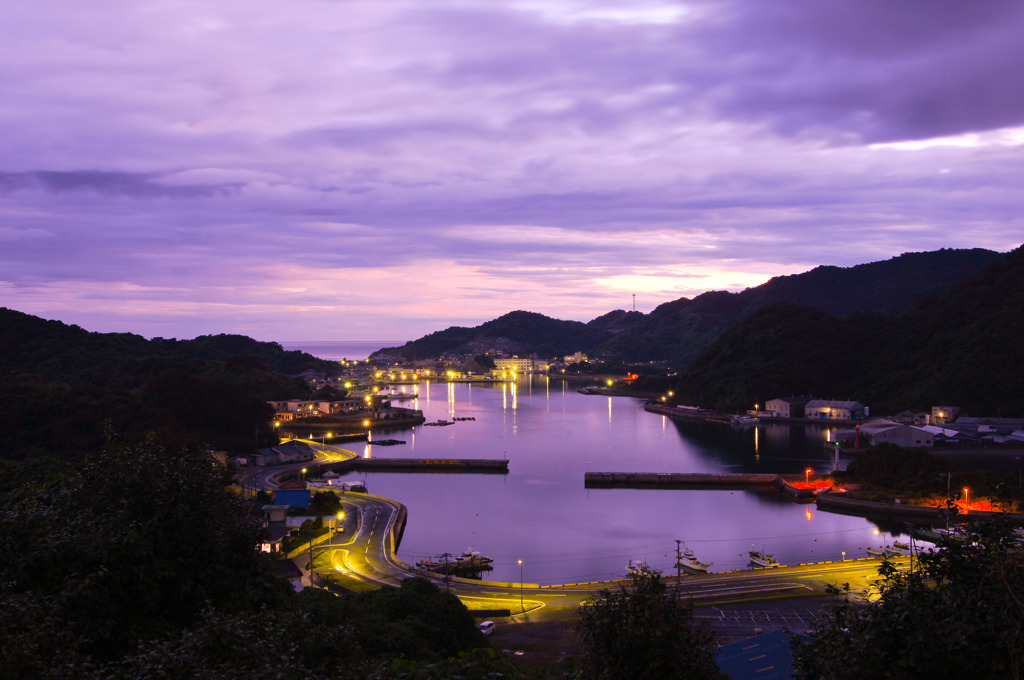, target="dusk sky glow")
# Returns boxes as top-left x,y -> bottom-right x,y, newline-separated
2,0 -> 1022,342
